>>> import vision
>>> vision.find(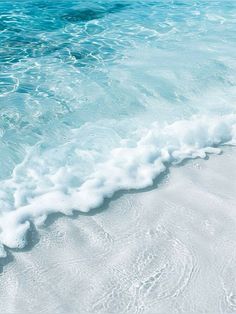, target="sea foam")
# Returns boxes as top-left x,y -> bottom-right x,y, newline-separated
0,114 -> 236,252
